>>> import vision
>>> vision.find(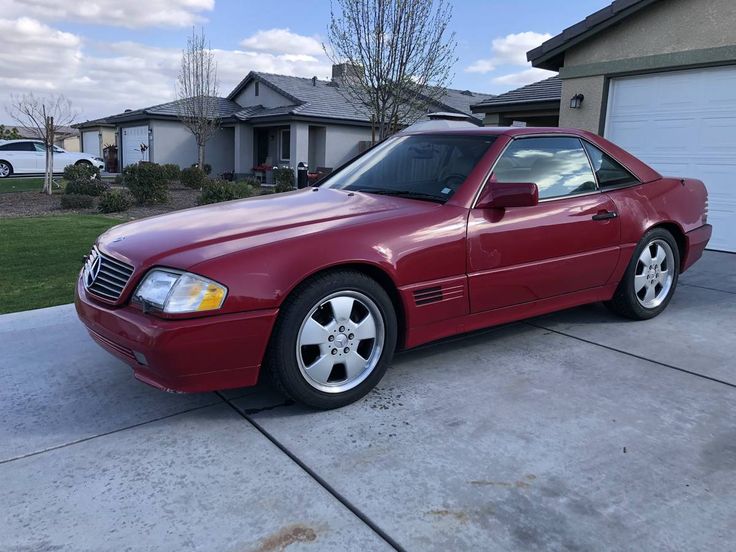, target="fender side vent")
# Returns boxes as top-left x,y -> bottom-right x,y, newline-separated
413,286 -> 443,306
